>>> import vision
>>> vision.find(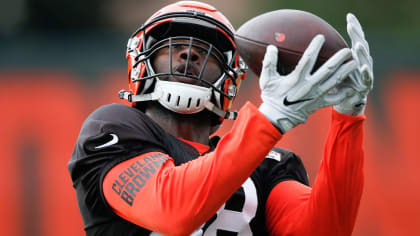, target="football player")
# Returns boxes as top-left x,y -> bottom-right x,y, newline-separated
68,1 -> 373,235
